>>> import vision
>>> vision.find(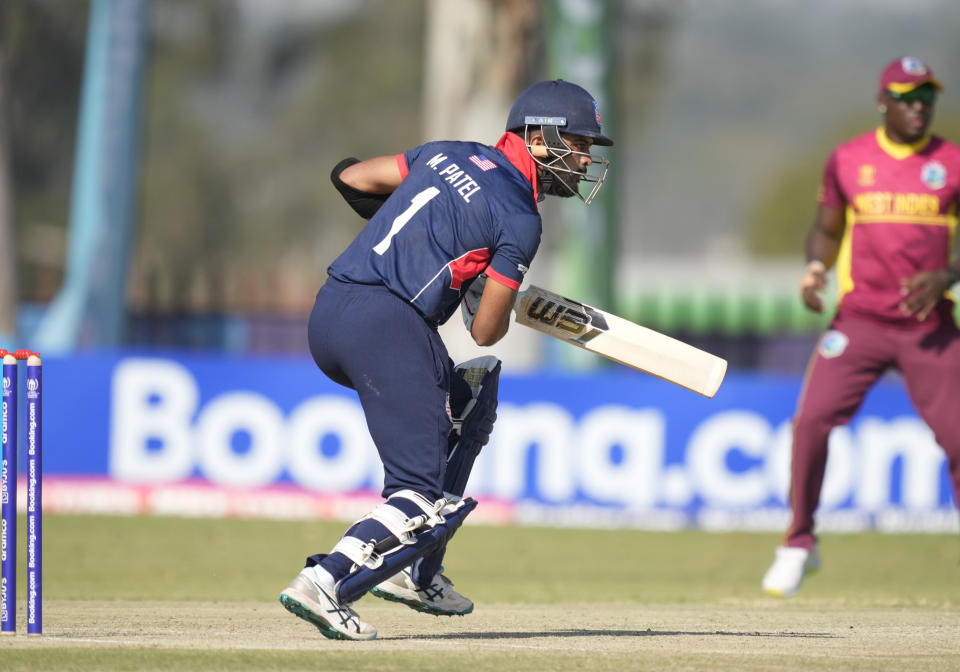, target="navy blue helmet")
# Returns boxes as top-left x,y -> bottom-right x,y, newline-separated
505,79 -> 613,204
505,79 -> 613,146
